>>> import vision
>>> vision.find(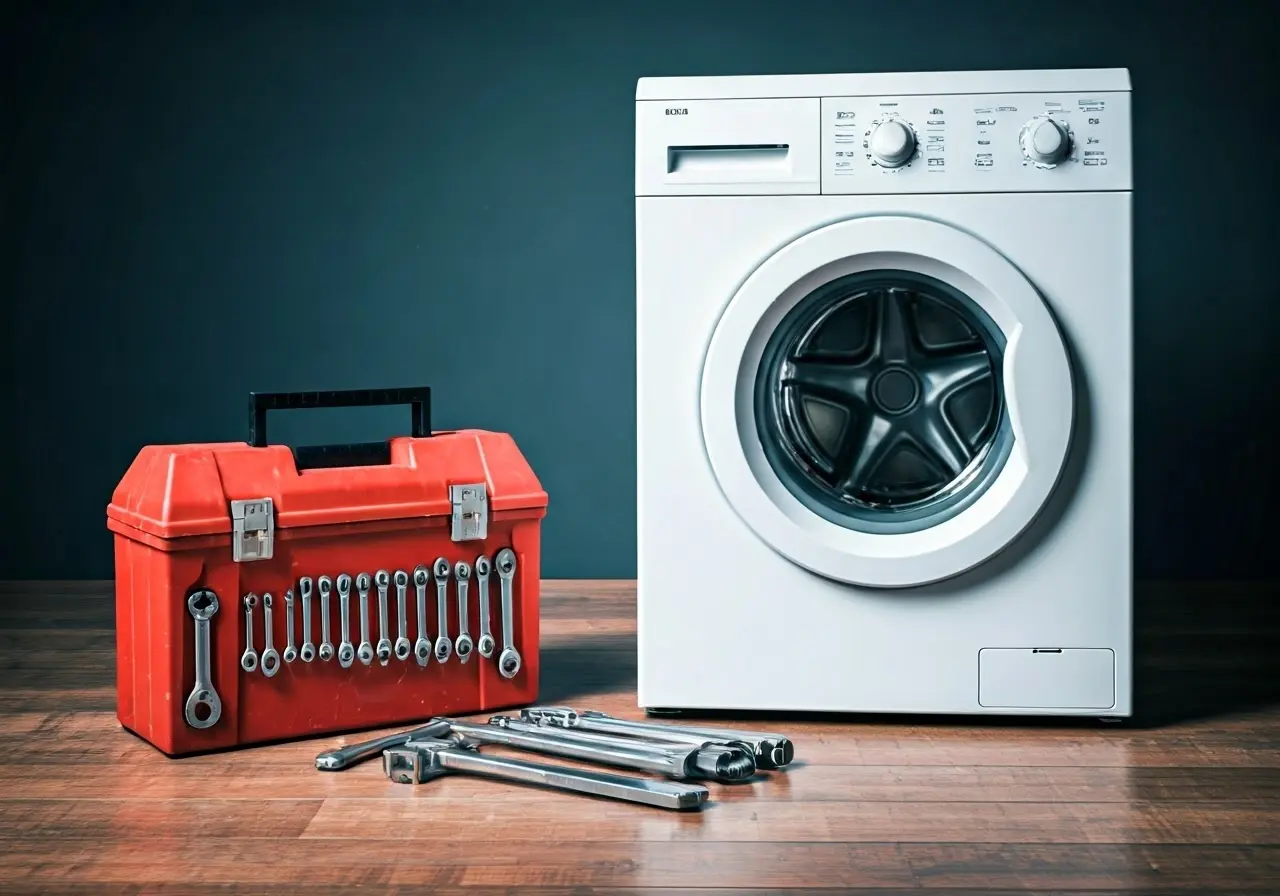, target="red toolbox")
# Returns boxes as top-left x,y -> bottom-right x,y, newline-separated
106,388 -> 548,756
